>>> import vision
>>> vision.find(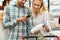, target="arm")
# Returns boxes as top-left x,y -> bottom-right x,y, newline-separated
3,6 -> 29,29
2,6 -> 17,29
43,11 -> 51,32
